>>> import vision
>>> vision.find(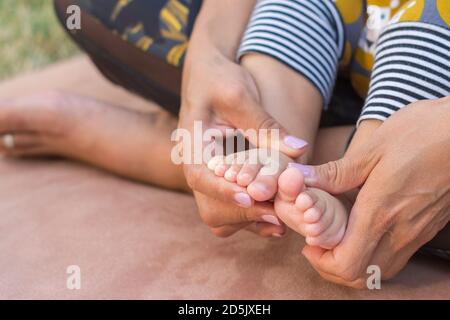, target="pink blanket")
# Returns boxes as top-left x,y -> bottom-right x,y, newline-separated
0,159 -> 448,299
